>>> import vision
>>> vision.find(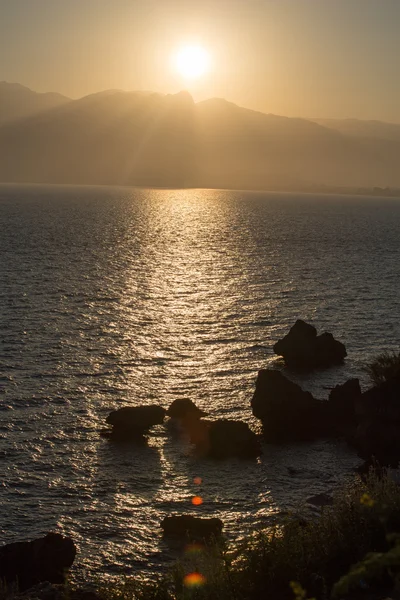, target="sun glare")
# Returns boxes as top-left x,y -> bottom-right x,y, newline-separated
173,46 -> 210,80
